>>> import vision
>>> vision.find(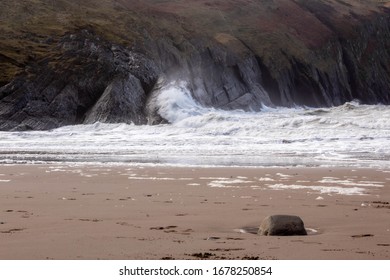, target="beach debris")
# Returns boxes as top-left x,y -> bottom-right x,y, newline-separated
242,256 -> 260,260
206,236 -> 221,241
1,228 -> 25,234
79,219 -> 102,222
150,226 -> 178,233
351,234 -> 374,238
190,252 -> 215,259
371,201 -> 390,209
258,215 -> 307,236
